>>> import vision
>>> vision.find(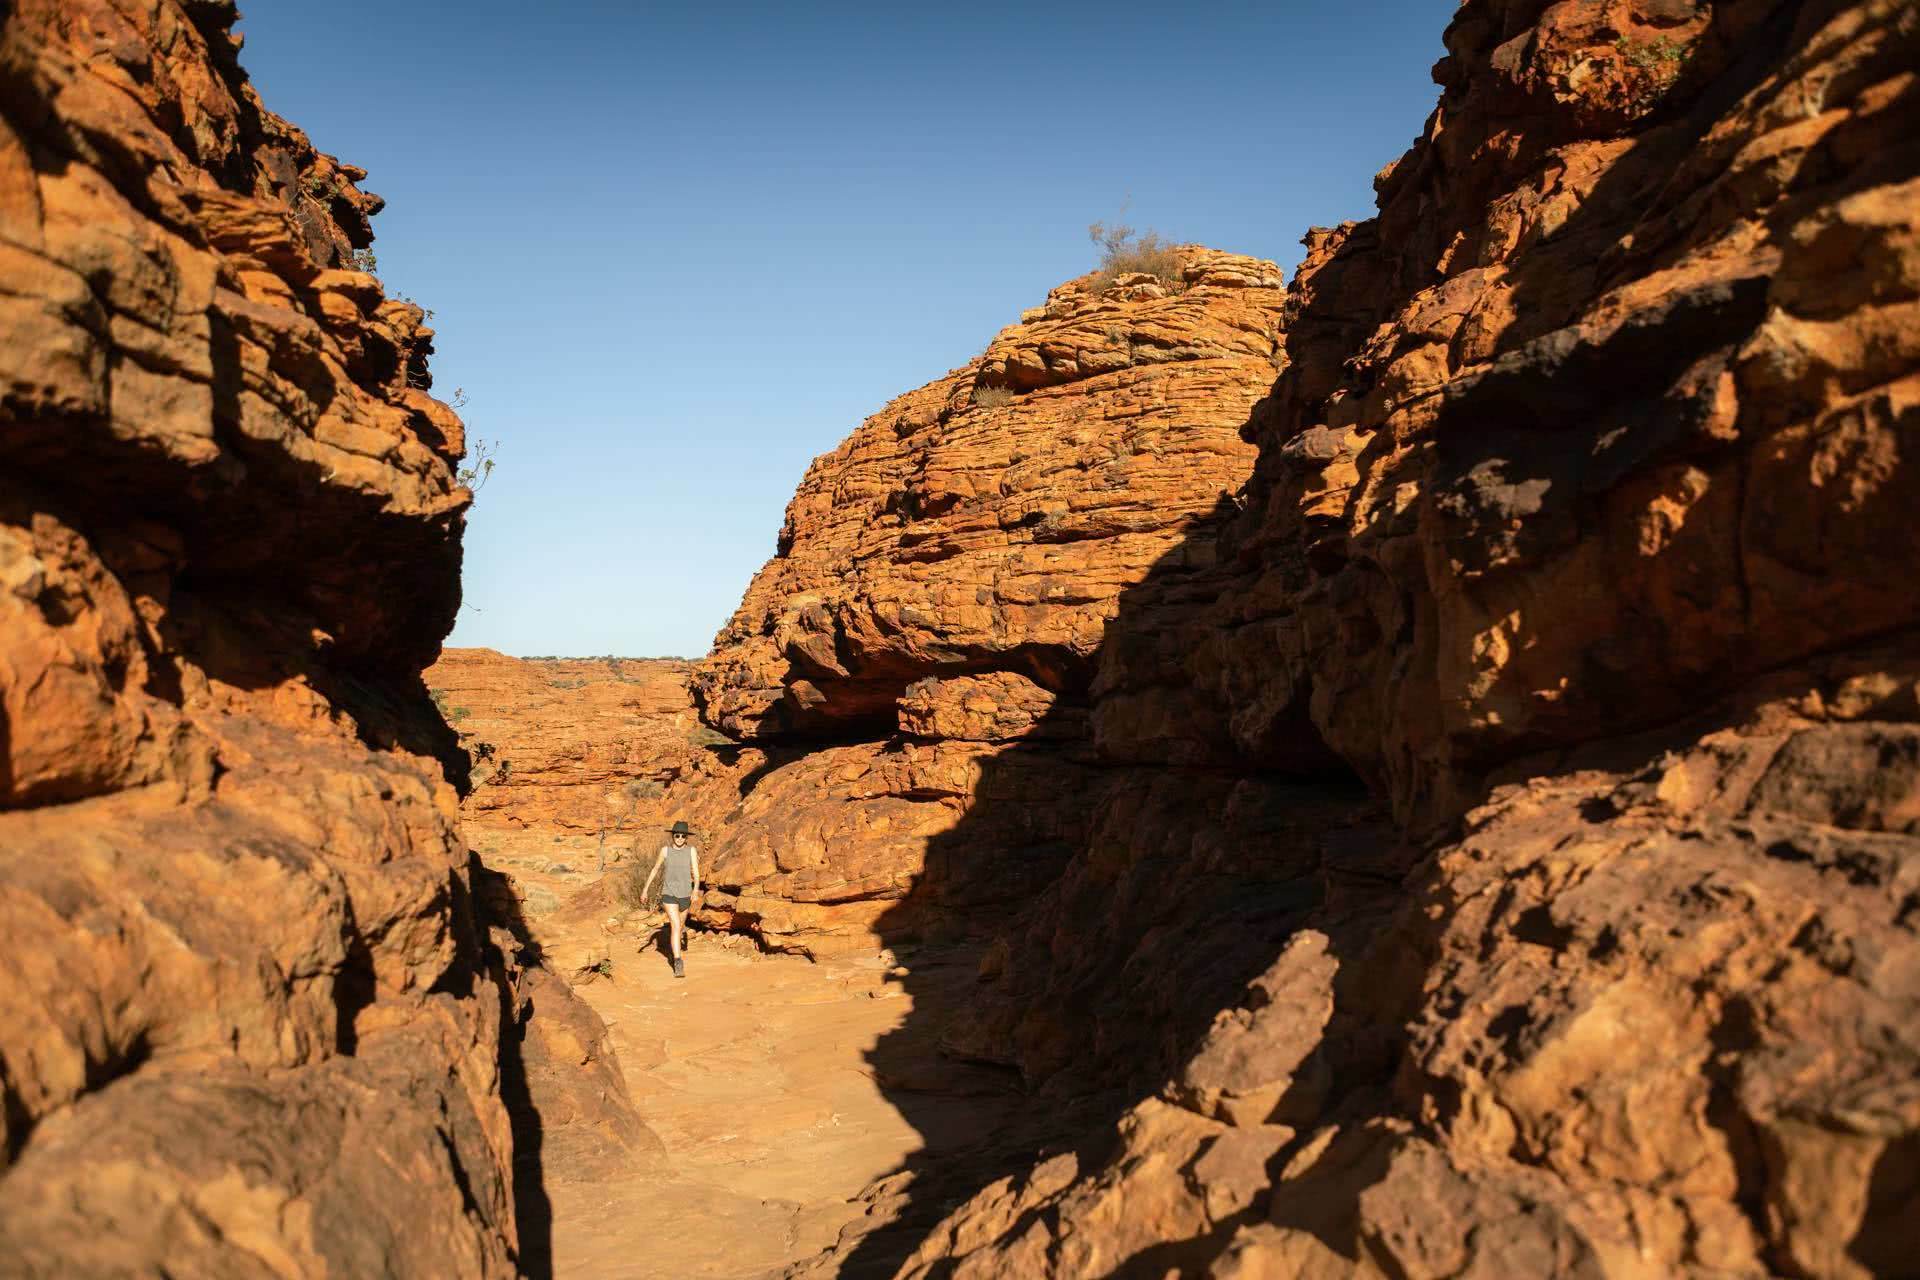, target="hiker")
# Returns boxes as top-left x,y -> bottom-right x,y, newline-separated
640,820 -> 702,977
